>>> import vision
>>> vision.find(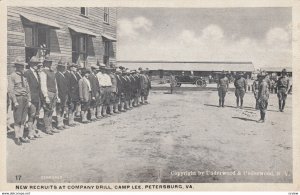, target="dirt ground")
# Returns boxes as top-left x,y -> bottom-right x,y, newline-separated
7,87 -> 292,183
